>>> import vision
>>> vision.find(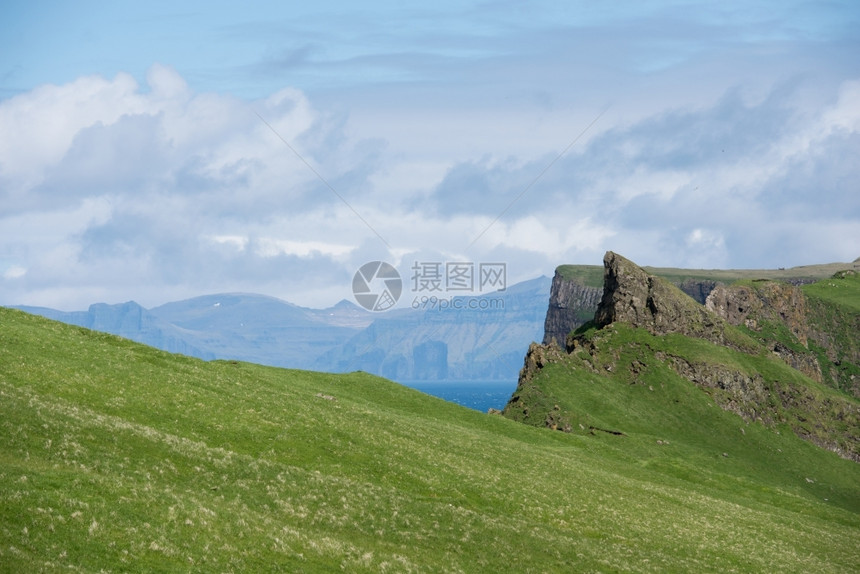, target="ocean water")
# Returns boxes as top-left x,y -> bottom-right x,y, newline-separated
402,381 -> 517,413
